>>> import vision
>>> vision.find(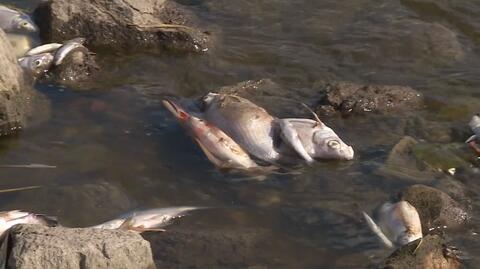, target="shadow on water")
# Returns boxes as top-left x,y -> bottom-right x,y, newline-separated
1,0 -> 480,268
